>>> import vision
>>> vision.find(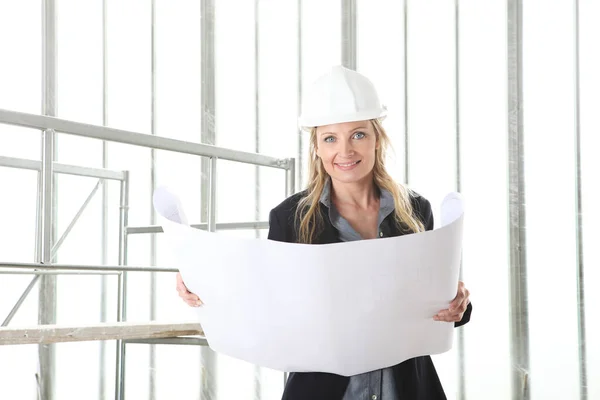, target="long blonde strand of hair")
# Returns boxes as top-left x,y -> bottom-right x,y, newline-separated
296,119 -> 424,244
